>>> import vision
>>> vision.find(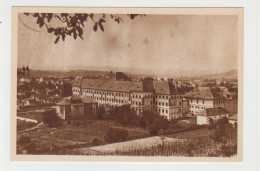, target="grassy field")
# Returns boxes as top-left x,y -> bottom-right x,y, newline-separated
165,128 -> 214,139
17,120 -> 150,154
17,120 -> 38,131
17,112 -> 45,122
